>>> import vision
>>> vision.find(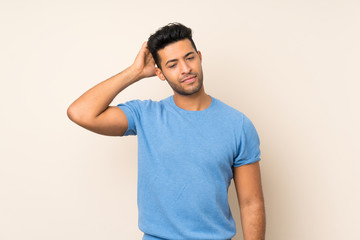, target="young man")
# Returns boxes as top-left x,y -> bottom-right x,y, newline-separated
67,23 -> 265,240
